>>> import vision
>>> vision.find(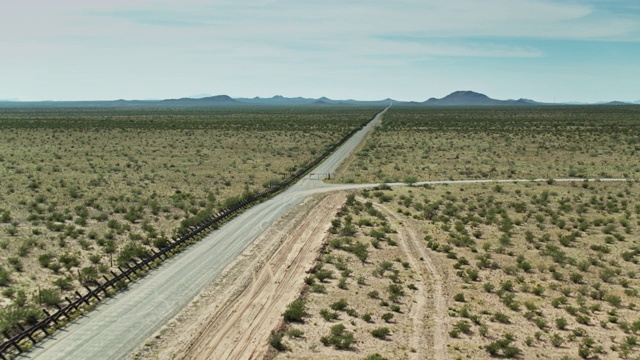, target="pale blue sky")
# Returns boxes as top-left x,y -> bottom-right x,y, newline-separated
1,0 -> 639,102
